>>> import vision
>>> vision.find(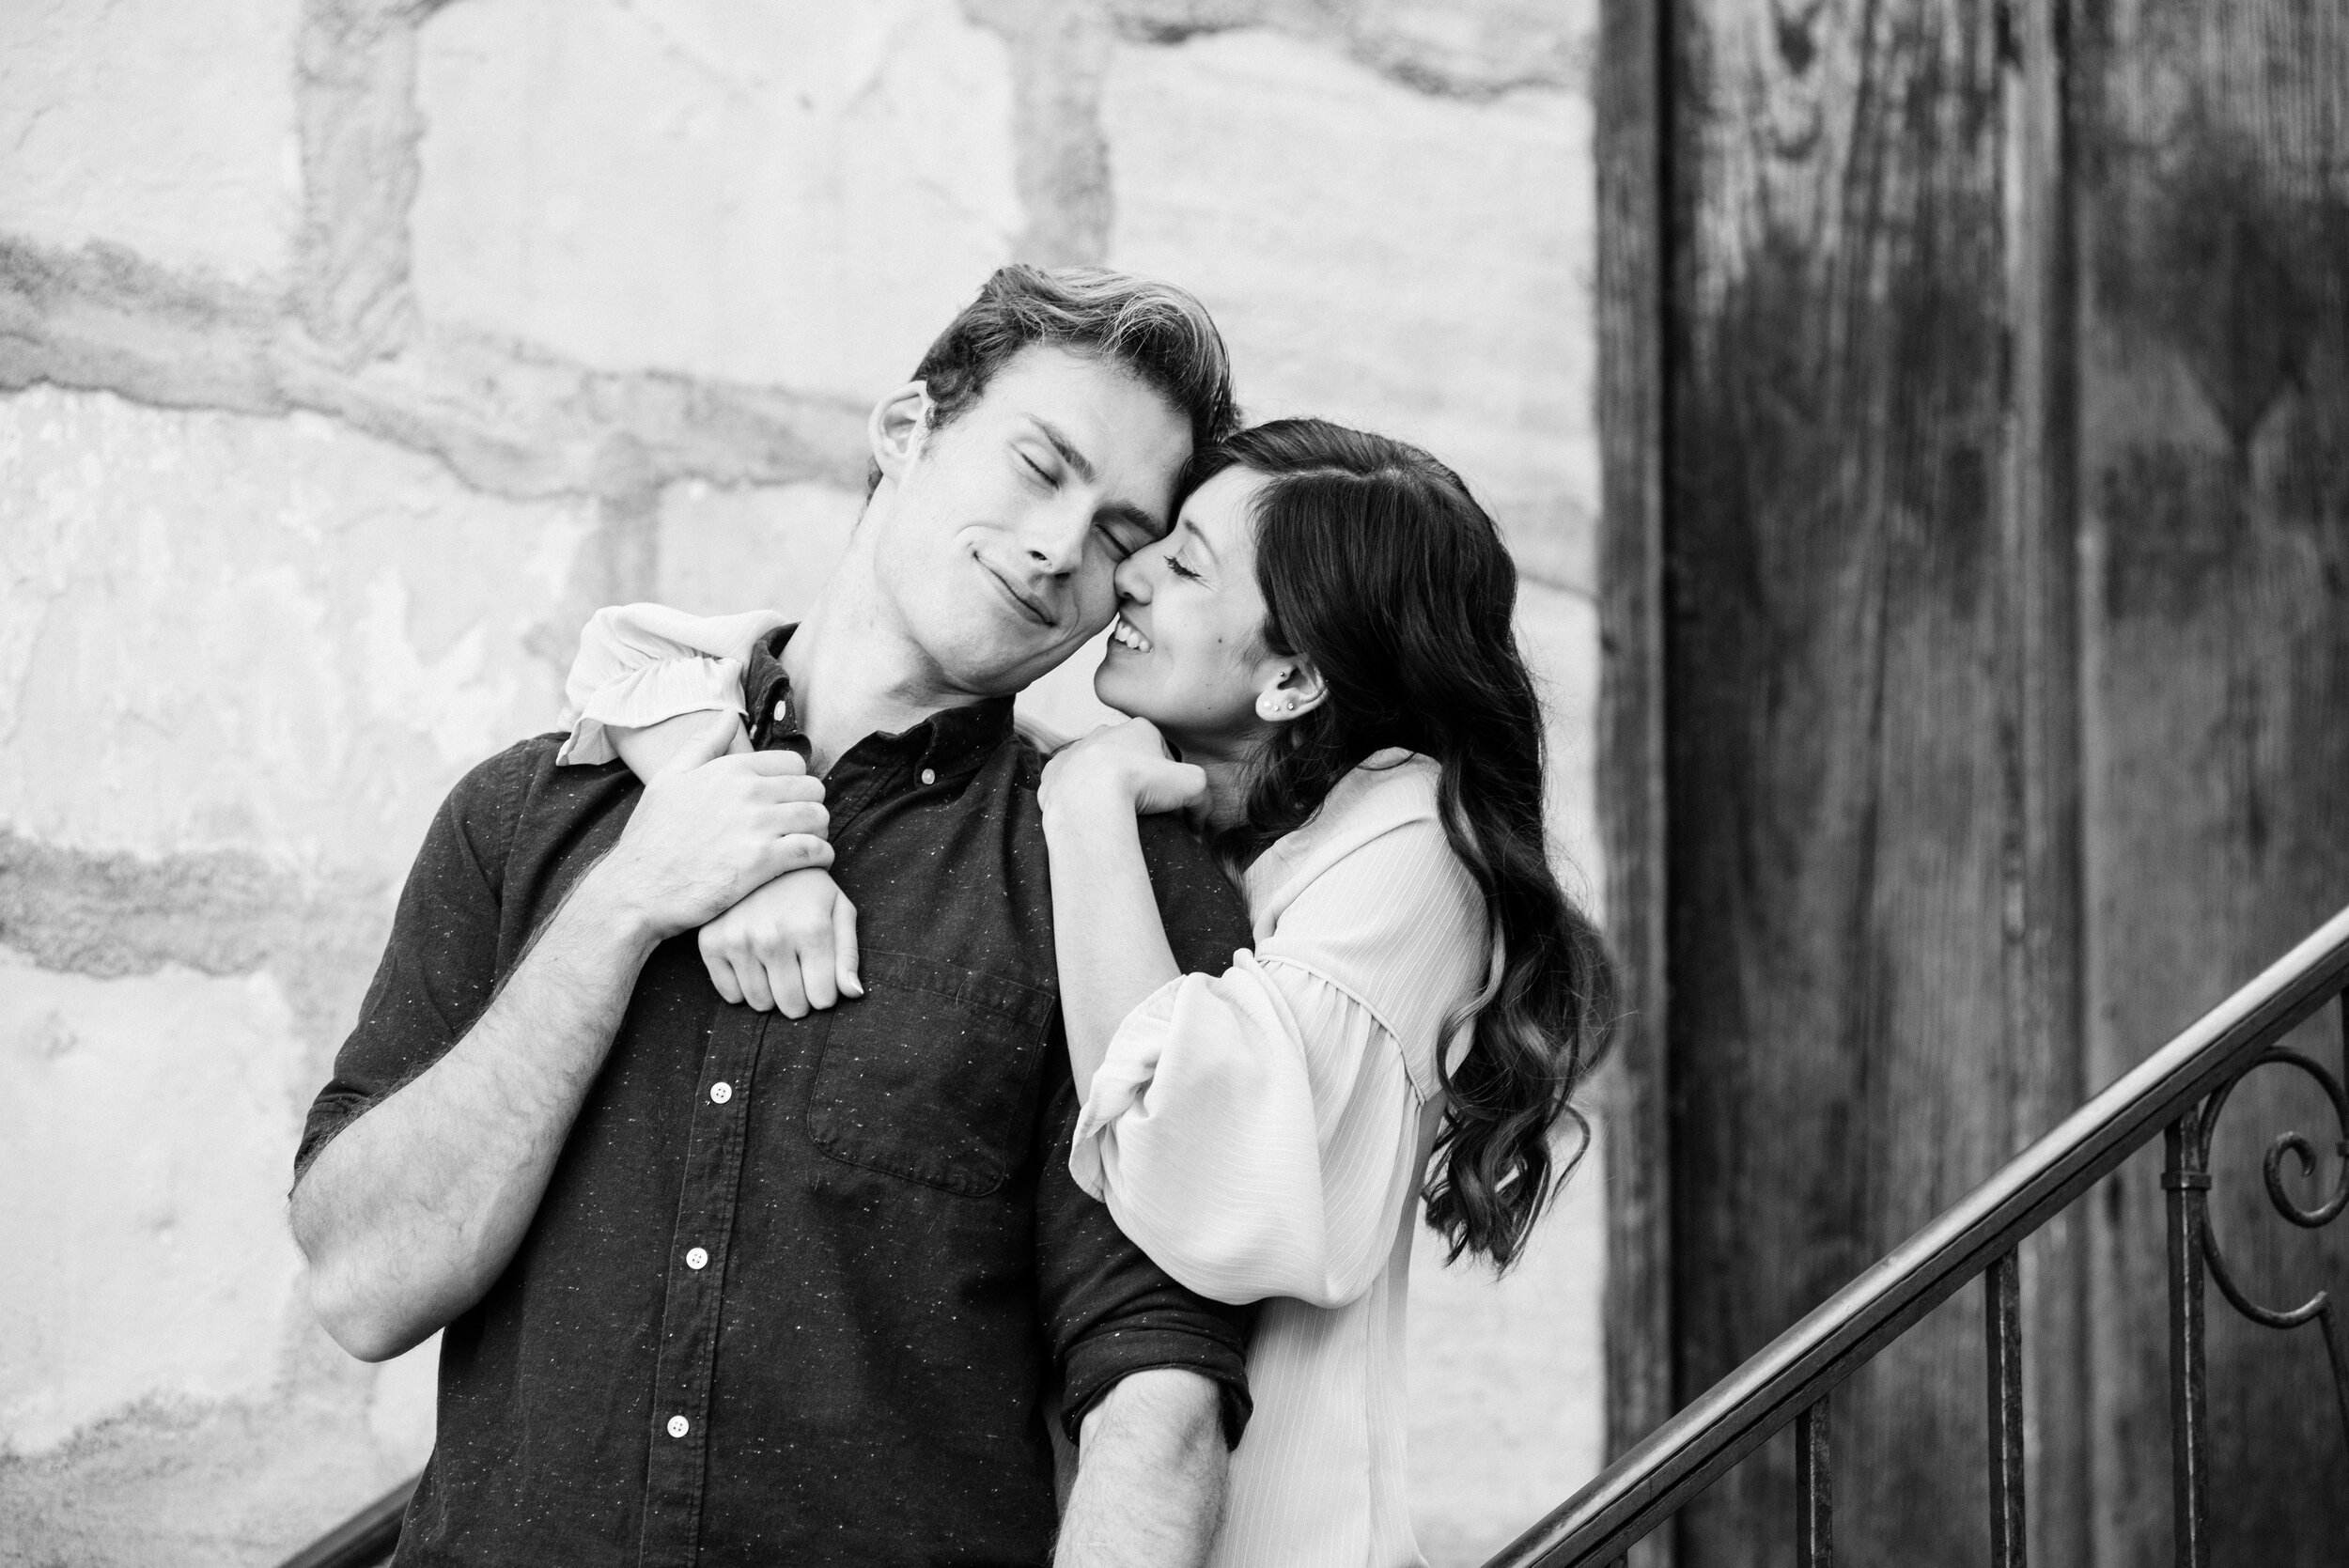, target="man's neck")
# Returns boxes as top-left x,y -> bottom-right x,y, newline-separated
780,581 -> 977,775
